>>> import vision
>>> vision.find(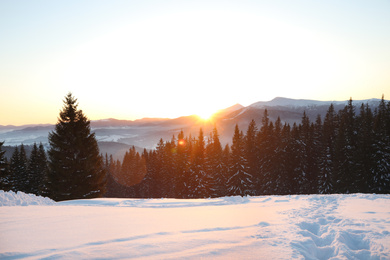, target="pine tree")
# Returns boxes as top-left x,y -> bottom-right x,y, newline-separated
9,145 -> 28,192
191,128 -> 211,198
355,104 -> 376,192
286,123 -> 303,194
0,141 -> 11,191
298,112 -> 319,194
245,120 -> 258,186
175,130 -> 190,198
164,137 -> 177,197
26,143 -> 46,195
334,99 -> 358,193
271,117 -> 289,195
372,96 -> 390,193
313,115 -> 324,194
141,150 -> 160,198
153,138 -> 168,198
227,124 -> 253,196
319,104 -> 337,193
206,127 -> 224,197
47,93 -> 106,201
256,110 -> 275,194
